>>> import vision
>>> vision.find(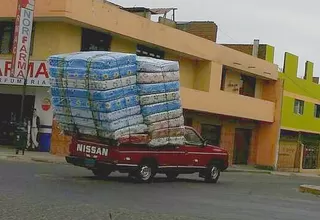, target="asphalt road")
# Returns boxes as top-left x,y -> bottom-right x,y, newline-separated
0,160 -> 319,220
